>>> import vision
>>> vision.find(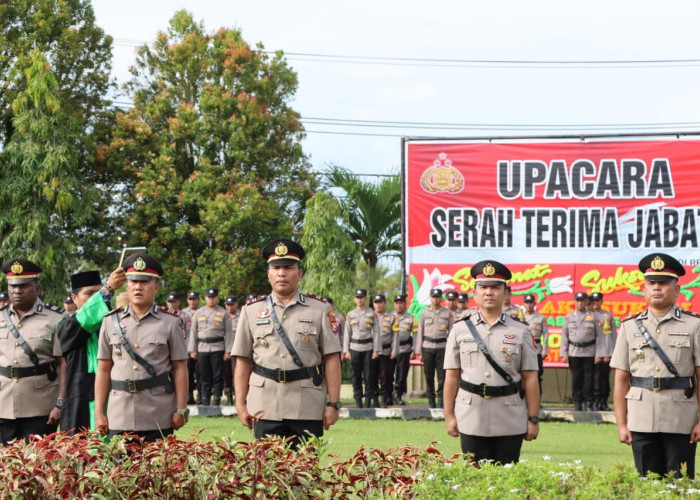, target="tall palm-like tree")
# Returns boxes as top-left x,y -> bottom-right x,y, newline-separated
324,164 -> 401,291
